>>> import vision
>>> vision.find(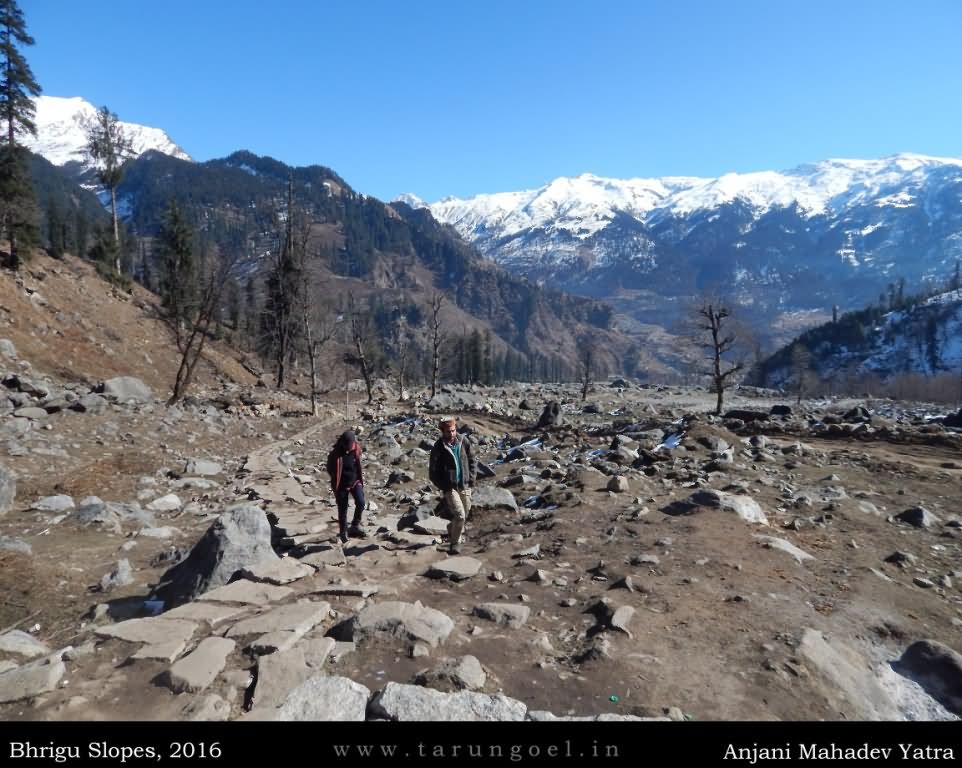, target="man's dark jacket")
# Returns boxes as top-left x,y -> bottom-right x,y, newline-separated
429,433 -> 477,491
